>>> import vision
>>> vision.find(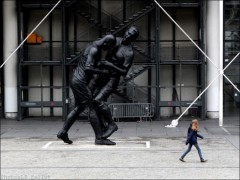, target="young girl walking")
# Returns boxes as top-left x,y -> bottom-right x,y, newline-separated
179,119 -> 207,162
